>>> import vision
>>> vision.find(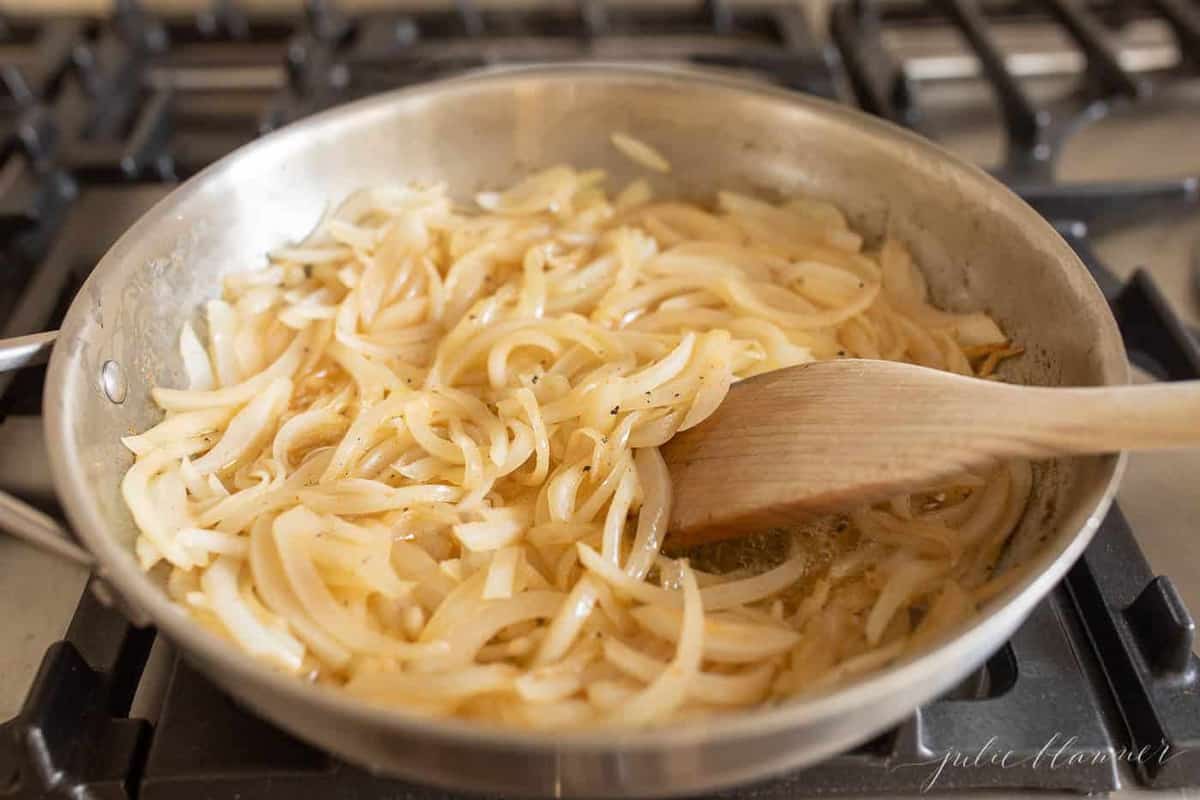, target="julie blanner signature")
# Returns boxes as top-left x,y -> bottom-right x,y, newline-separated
892,733 -> 1176,792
